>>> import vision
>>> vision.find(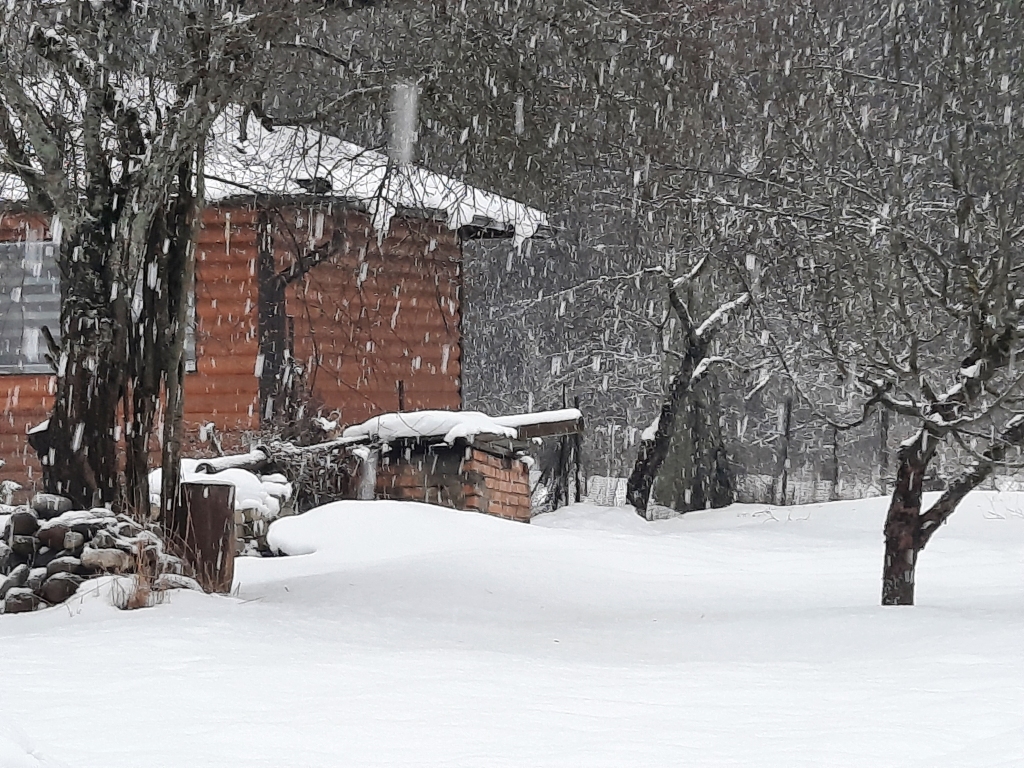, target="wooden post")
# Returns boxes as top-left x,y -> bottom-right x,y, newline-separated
357,448 -> 378,500
169,481 -> 237,593
573,395 -> 583,503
